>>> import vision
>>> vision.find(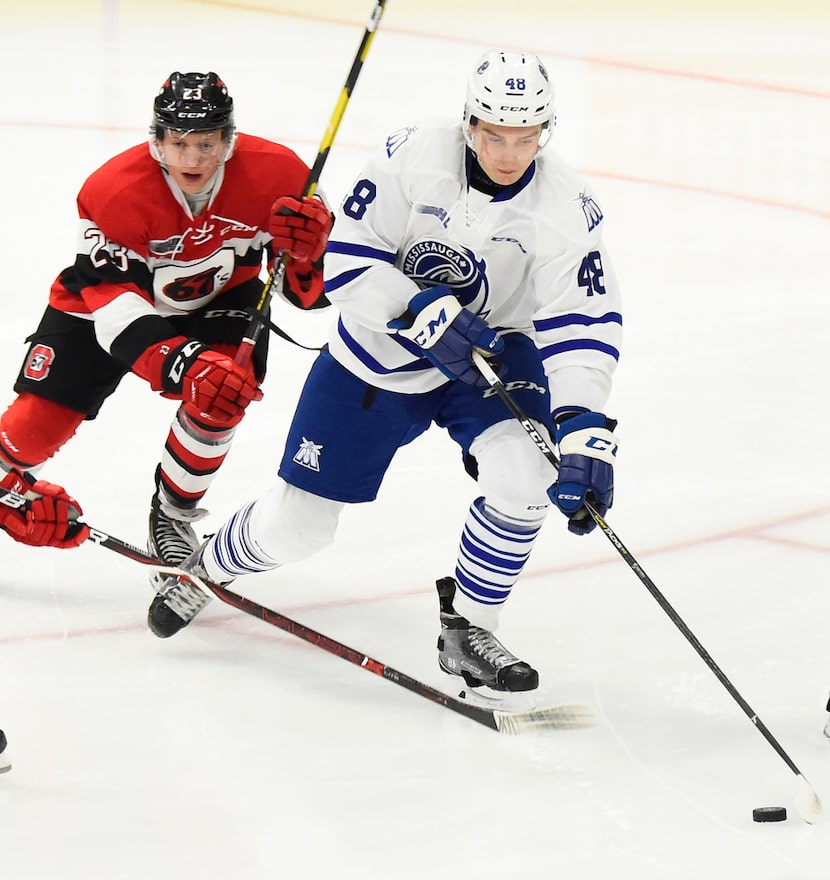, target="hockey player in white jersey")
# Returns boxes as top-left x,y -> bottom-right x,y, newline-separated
147,50 -> 623,697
